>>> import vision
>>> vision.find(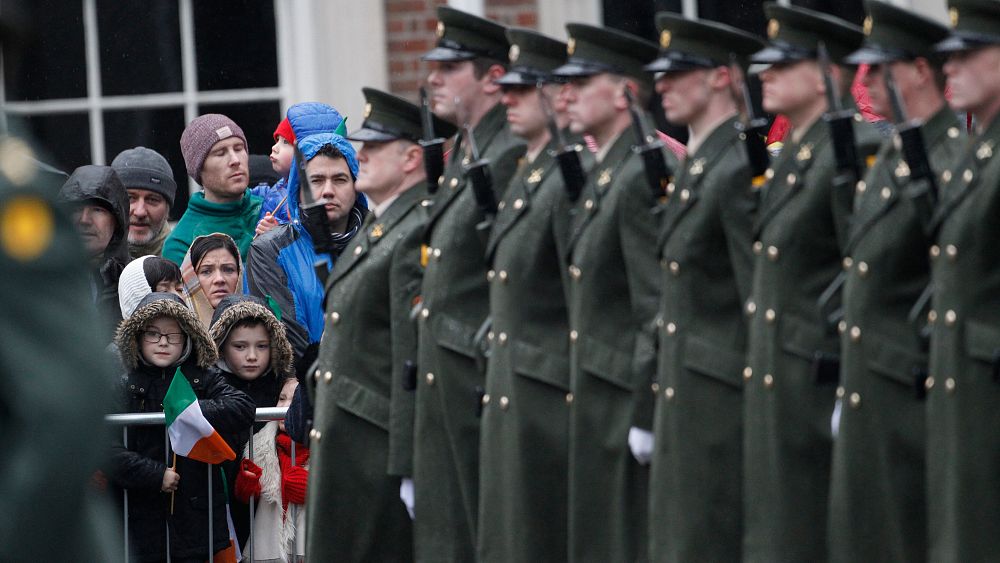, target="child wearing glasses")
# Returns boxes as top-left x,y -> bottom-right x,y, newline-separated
110,292 -> 253,563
